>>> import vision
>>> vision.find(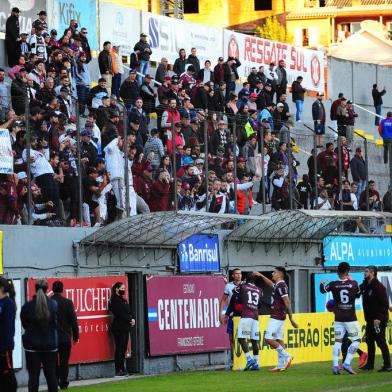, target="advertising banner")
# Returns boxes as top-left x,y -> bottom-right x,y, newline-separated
142,11 -> 223,66
146,275 -> 229,356
233,311 -> 392,370
178,234 -> 220,273
47,0 -> 98,50
0,0 -> 46,35
323,236 -> 392,267
313,272 -> 392,313
27,275 -> 128,363
223,30 -> 324,91
98,2 -> 140,56
0,129 -> 14,174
